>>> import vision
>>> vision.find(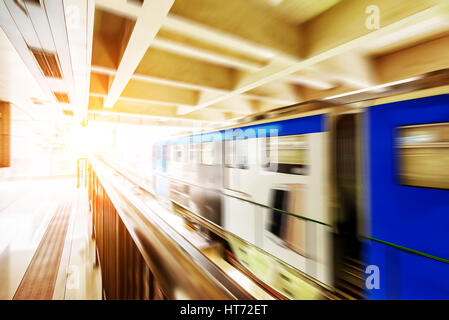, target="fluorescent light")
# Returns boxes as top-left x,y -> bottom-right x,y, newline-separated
321,76 -> 422,101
